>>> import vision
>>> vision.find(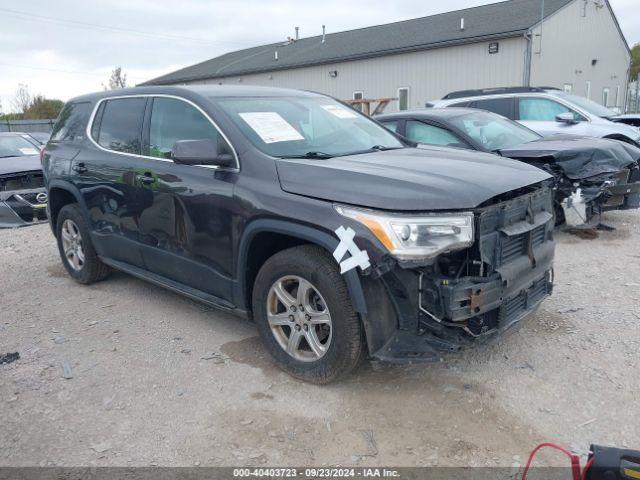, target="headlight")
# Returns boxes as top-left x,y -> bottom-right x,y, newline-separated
335,205 -> 474,260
